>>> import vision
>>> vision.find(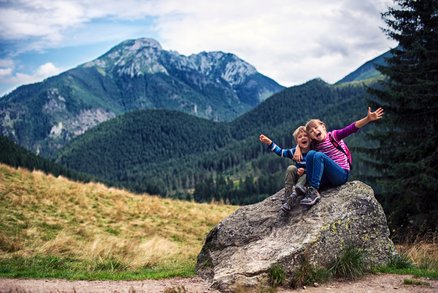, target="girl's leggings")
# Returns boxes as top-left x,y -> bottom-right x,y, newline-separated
306,150 -> 349,189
